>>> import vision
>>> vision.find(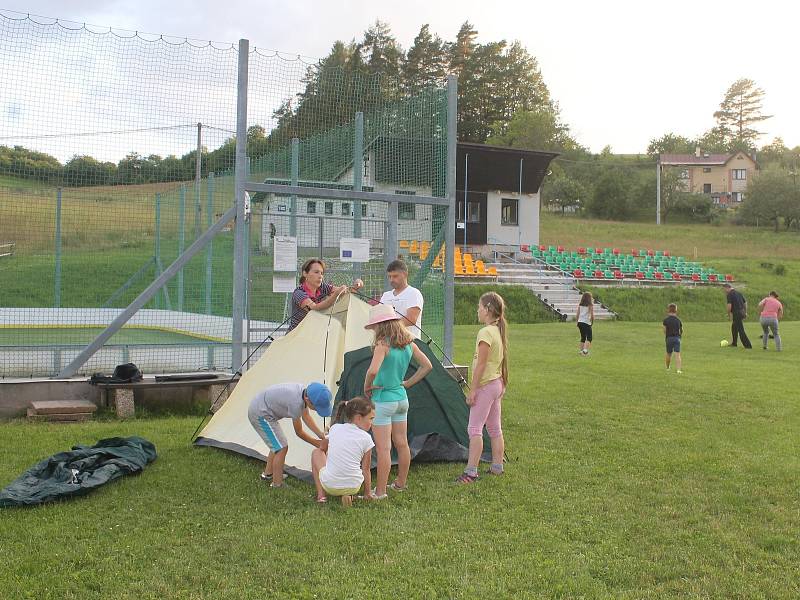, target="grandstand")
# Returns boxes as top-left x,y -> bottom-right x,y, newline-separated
531,246 -> 733,285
